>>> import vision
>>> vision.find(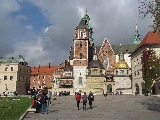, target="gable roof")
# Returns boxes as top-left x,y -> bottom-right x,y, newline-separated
132,31 -> 160,54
